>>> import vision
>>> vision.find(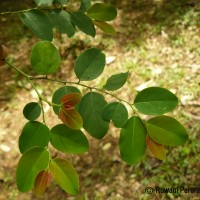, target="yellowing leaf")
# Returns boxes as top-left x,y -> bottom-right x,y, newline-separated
50,158 -> 79,195
146,135 -> 166,160
93,20 -> 116,35
61,93 -> 82,110
59,109 -> 83,130
34,170 -> 51,196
